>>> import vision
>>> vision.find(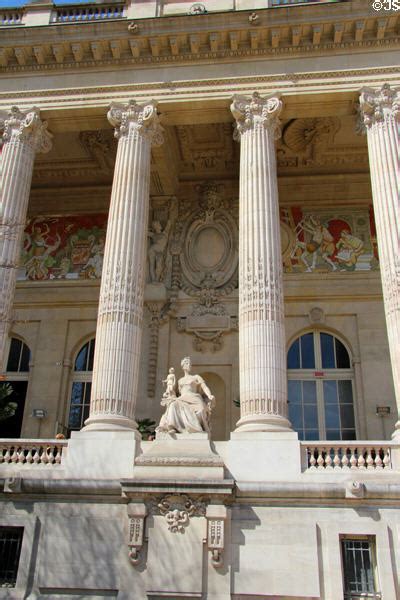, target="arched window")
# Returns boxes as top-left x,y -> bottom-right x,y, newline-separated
287,332 -> 356,441
67,338 -> 95,433
0,337 -> 31,438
